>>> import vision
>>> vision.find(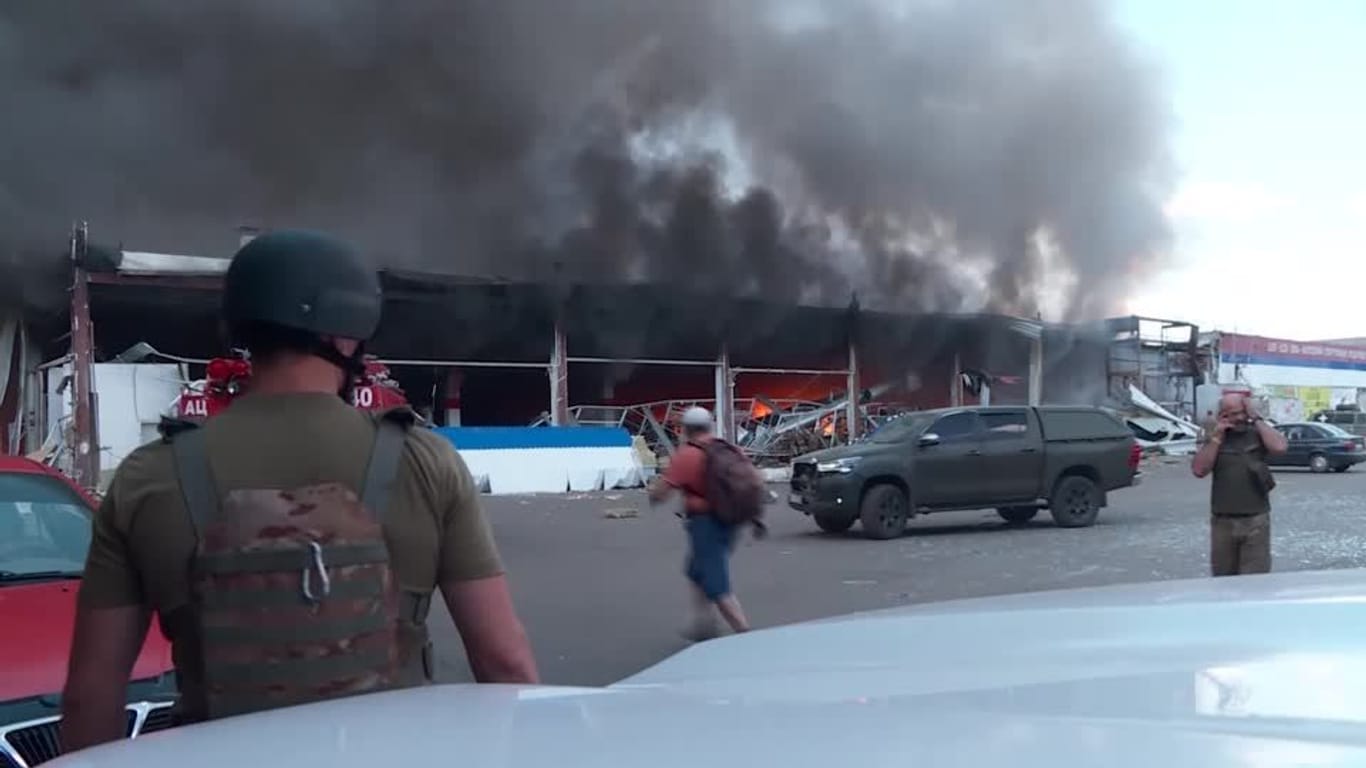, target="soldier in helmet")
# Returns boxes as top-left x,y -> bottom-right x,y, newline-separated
61,231 -> 538,751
